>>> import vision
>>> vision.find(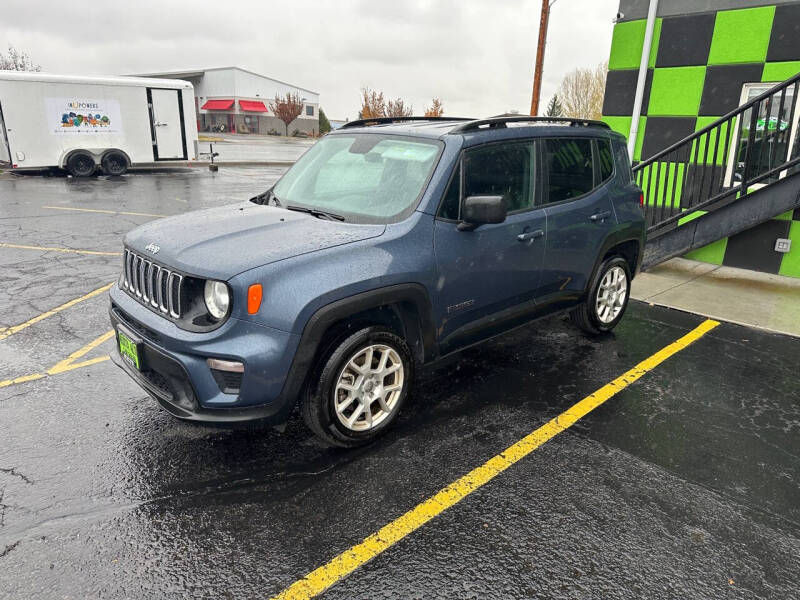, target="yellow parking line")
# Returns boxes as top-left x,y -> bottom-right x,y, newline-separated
42,205 -> 167,218
0,330 -> 114,388
271,319 -> 721,600
0,282 -> 114,341
0,373 -> 46,388
47,330 -> 115,374
0,242 -> 121,256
